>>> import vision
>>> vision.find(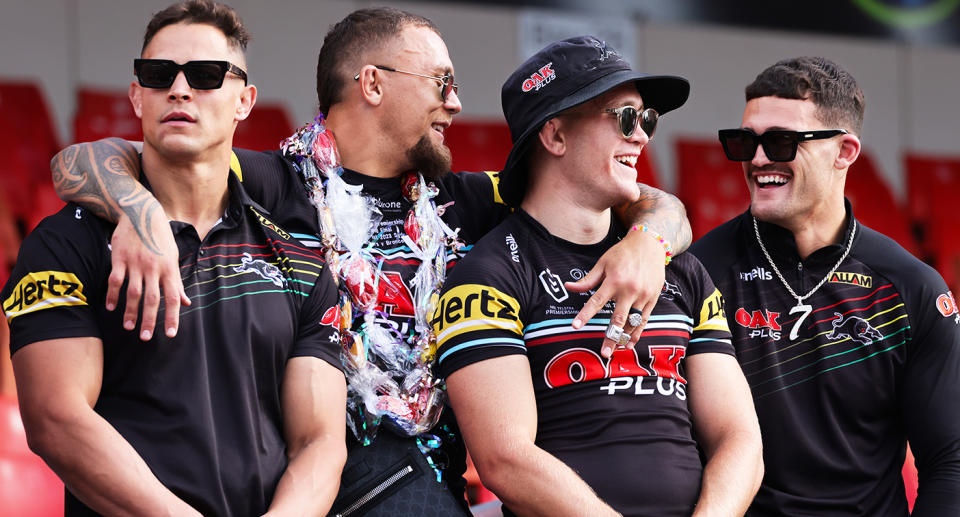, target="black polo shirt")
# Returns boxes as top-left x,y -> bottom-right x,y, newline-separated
2,172 -> 342,517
